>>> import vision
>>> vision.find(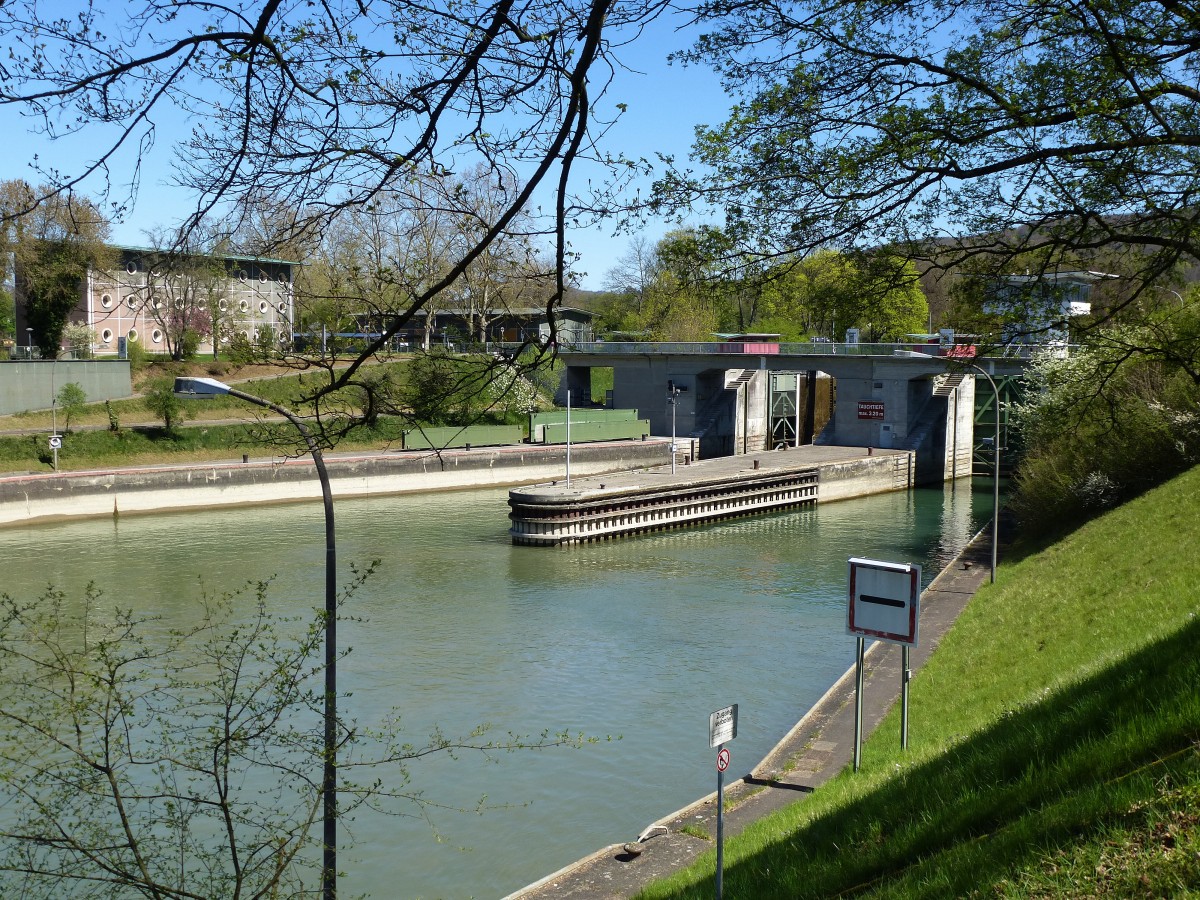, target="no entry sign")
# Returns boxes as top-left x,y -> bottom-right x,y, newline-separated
716,748 -> 730,772
847,557 -> 922,646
